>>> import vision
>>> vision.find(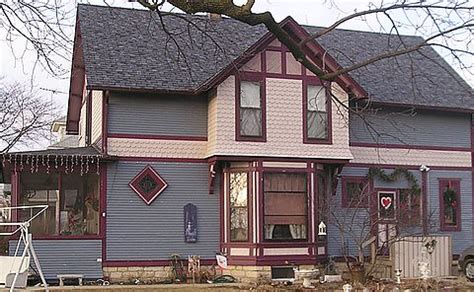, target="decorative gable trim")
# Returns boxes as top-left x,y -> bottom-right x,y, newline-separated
67,15 -> 86,135
129,165 -> 168,205
198,16 -> 367,99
